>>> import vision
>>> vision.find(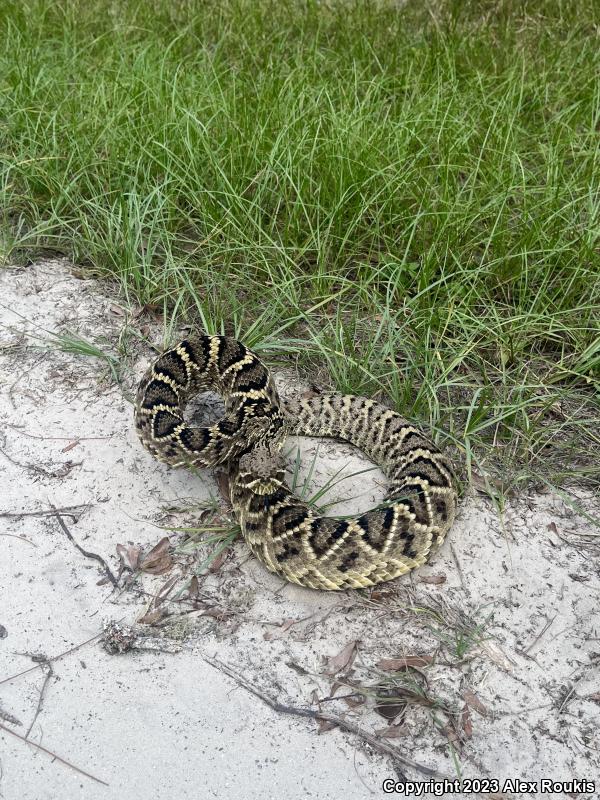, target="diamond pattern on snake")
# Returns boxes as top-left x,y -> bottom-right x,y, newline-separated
134,335 -> 458,590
